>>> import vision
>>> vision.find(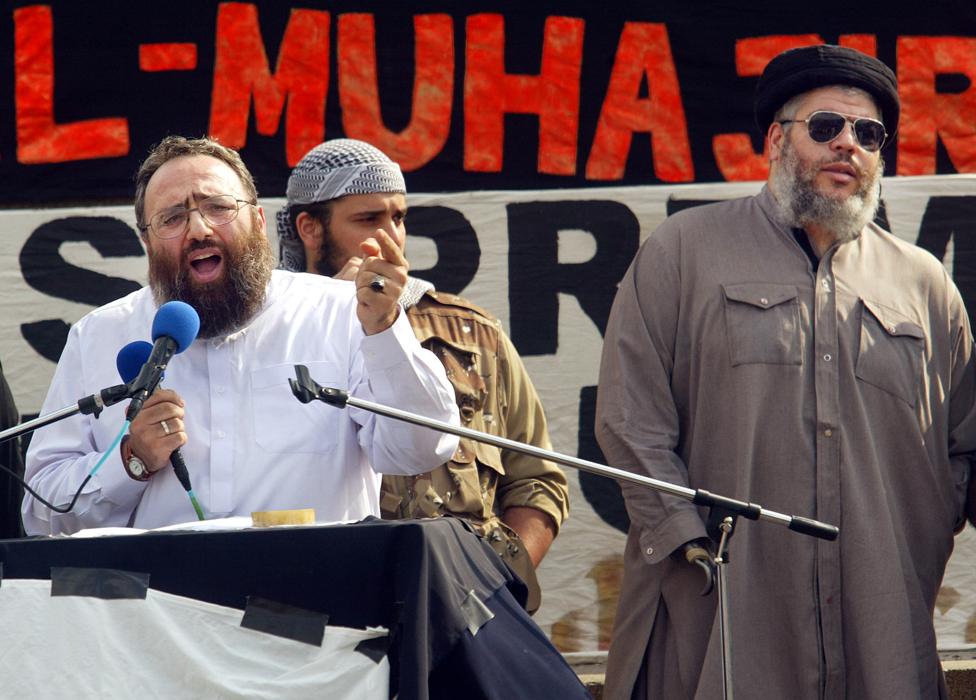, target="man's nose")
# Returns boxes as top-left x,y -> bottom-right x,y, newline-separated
831,121 -> 858,153
185,208 -> 214,241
